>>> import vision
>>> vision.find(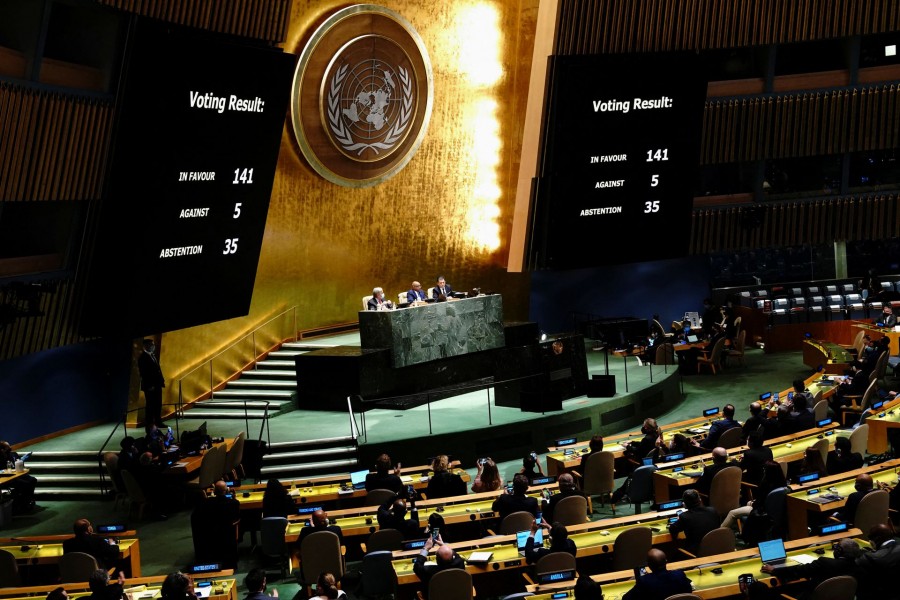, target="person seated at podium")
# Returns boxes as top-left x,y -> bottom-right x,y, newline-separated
367,287 -> 393,310
432,276 -> 453,301
406,281 -> 428,305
